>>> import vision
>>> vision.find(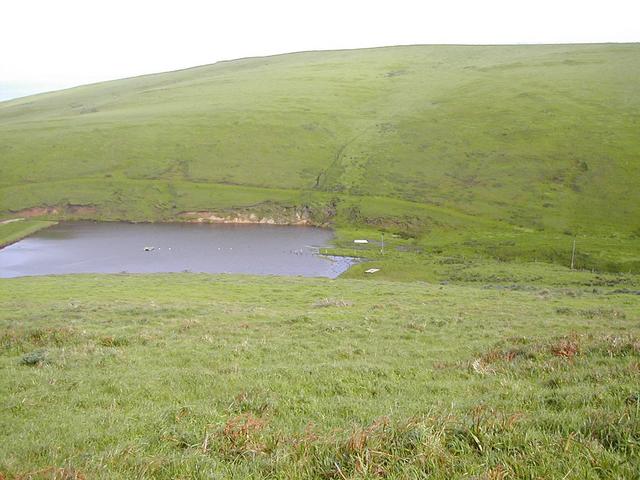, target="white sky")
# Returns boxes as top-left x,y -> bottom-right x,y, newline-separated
1,0 -> 638,100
